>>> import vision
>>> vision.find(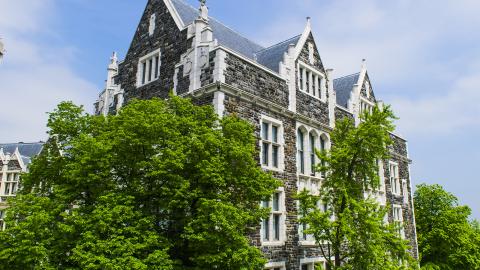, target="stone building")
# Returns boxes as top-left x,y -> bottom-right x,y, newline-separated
95,0 -> 418,268
0,142 -> 44,230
